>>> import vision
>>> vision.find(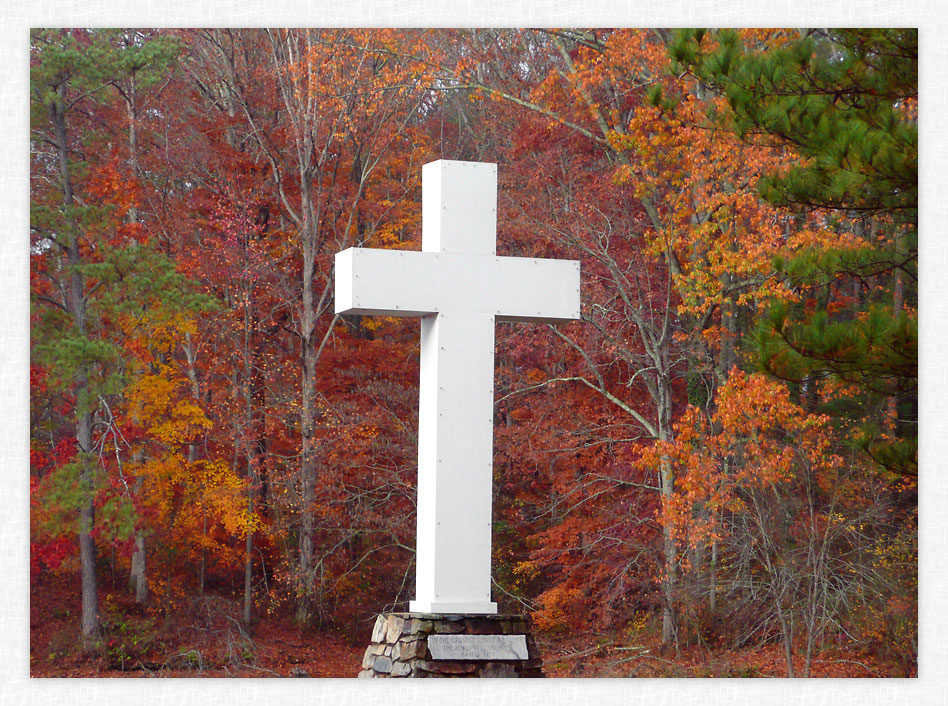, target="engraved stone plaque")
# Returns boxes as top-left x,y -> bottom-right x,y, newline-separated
428,634 -> 529,661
